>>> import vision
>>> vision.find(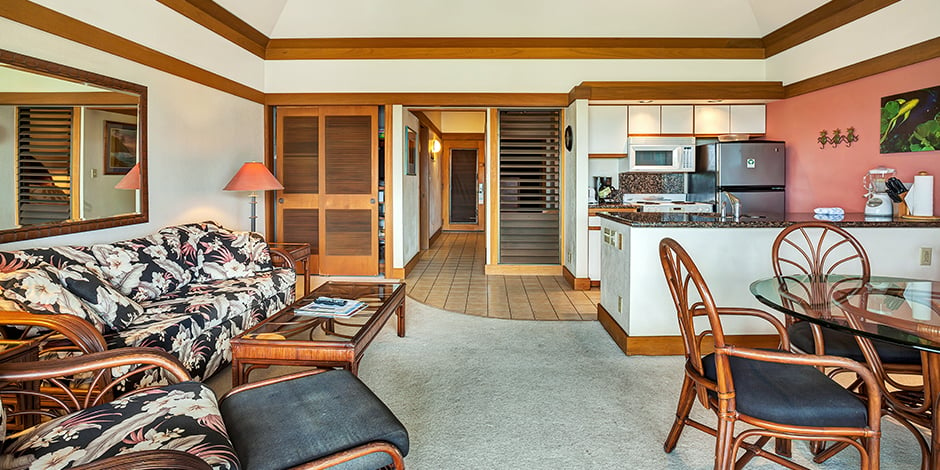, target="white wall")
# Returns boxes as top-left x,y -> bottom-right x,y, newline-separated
564,100 -> 590,278
0,106 -> 14,228
400,110 -> 421,269
0,17 -> 265,250
82,109 -> 137,220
